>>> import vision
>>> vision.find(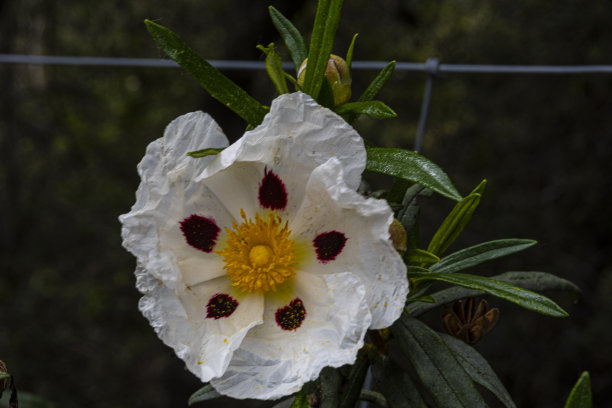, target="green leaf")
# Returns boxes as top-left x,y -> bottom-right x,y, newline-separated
358,61 -> 396,102
386,178 -> 413,205
270,398 -> 296,408
431,239 -> 537,274
303,0 -> 344,101
186,147 -> 225,158
318,75 -> 336,109
407,295 -> 437,304
427,180 -> 486,256
392,316 -> 487,407
499,271 -> 581,299
406,248 -> 440,265
289,389 -> 309,408
188,384 -> 221,405
269,6 -> 308,73
406,271 -> 580,317
270,397 -> 295,408
365,147 -> 462,201
0,391 -> 54,408
441,333 -> 517,408
319,367 -> 341,408
145,20 -> 267,127
257,43 -> 290,94
396,185 -> 430,240
370,350 -> 427,408
338,353 -> 370,408
359,390 -> 388,408
335,101 -> 396,119
408,271 -> 569,317
345,33 -> 358,71
564,371 -> 592,408
290,382 -> 317,408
